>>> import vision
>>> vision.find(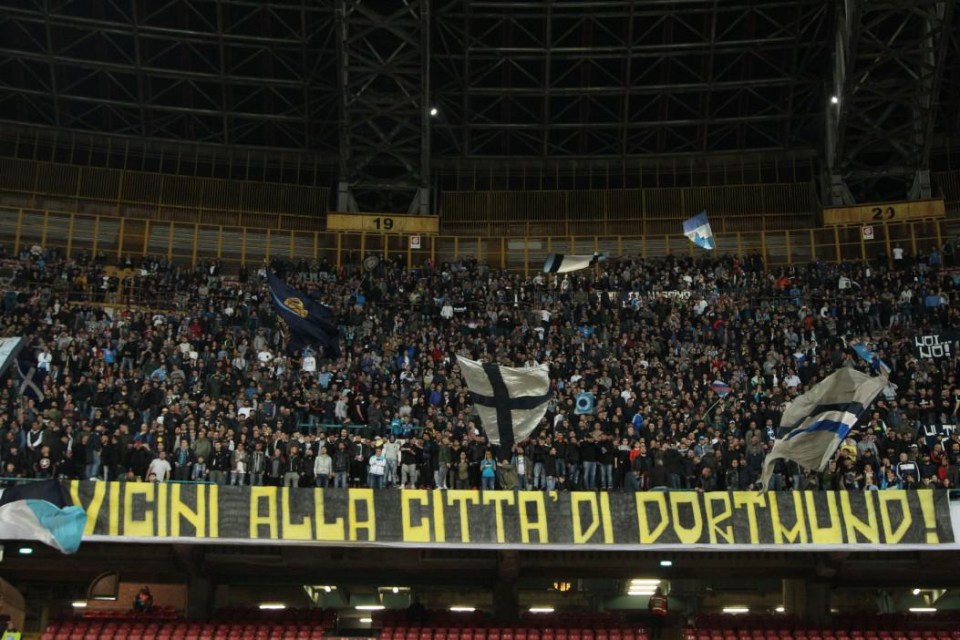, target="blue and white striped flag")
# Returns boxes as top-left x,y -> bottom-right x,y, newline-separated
760,368 -> 887,491
682,211 -> 715,250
